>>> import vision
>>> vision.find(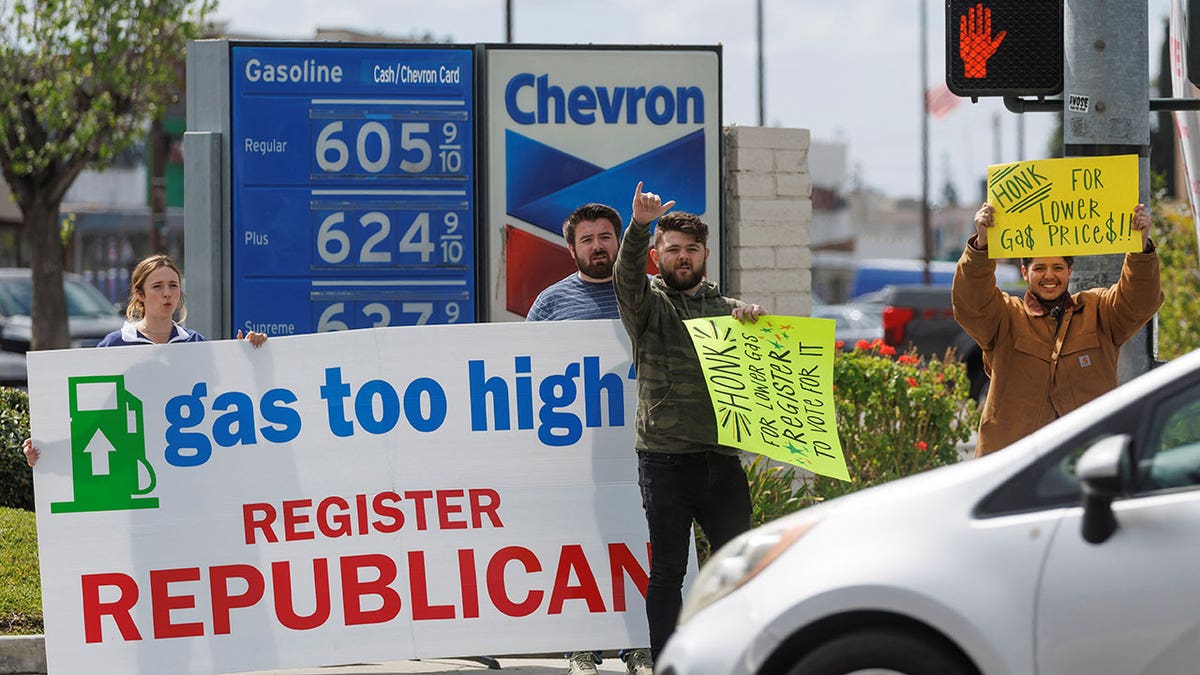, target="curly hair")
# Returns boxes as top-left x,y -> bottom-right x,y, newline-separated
653,211 -> 709,248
